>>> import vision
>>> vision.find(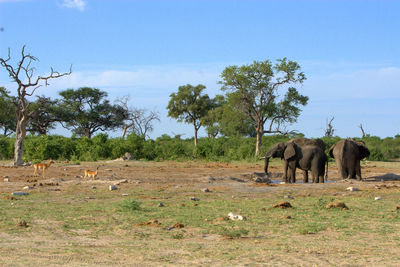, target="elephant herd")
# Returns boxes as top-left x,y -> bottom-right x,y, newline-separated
264,137 -> 370,183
